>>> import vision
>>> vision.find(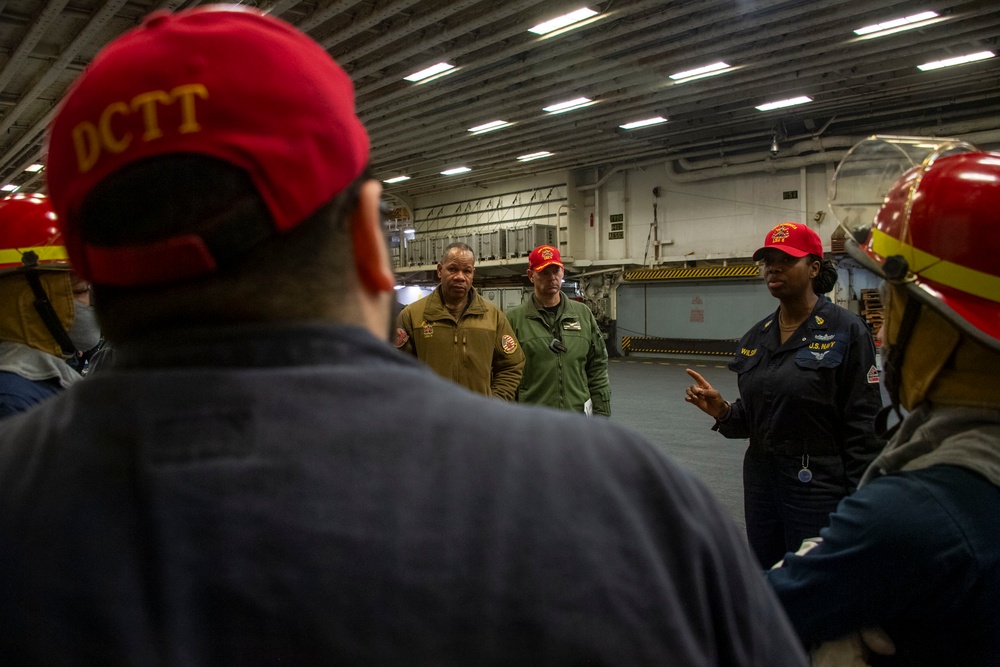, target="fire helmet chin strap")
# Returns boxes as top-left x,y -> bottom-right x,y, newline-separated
19,250 -> 77,357
874,286 -> 923,440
